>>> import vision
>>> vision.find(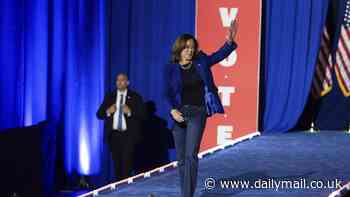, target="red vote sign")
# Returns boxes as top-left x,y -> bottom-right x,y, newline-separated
196,0 -> 261,151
